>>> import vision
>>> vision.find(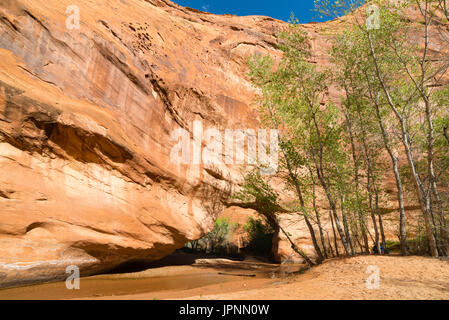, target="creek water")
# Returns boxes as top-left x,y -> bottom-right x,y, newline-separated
0,255 -> 305,300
